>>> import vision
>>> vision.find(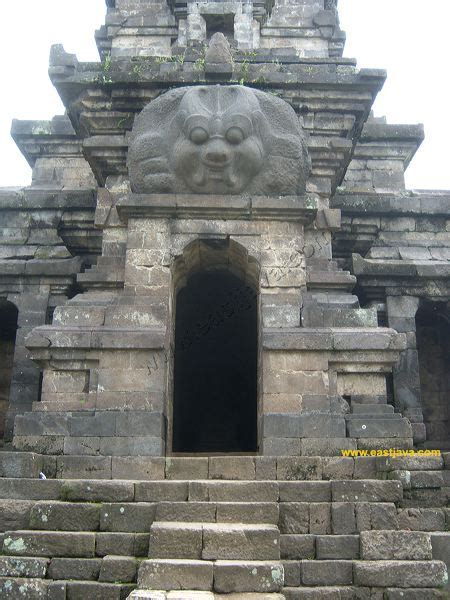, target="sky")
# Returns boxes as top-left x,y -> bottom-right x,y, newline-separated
0,0 -> 449,190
